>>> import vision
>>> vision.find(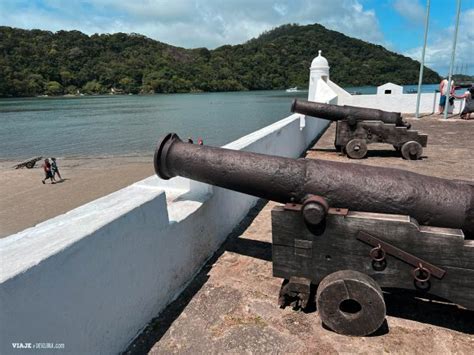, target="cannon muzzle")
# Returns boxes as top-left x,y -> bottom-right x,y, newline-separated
154,133 -> 473,236
291,99 -> 407,127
